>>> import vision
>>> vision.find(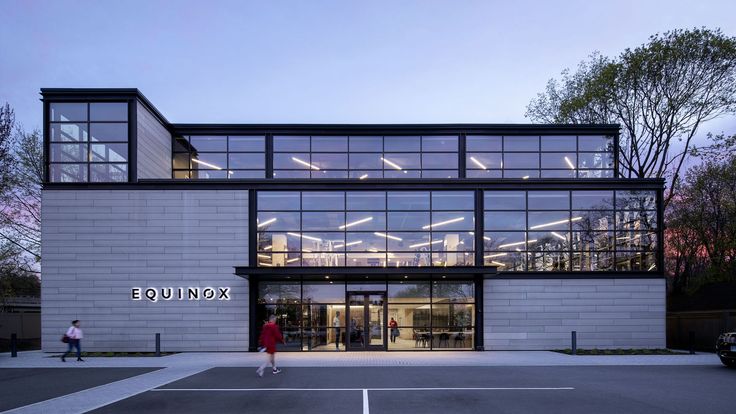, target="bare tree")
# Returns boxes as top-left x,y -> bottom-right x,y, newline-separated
527,28 -> 736,208
0,103 -> 14,195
